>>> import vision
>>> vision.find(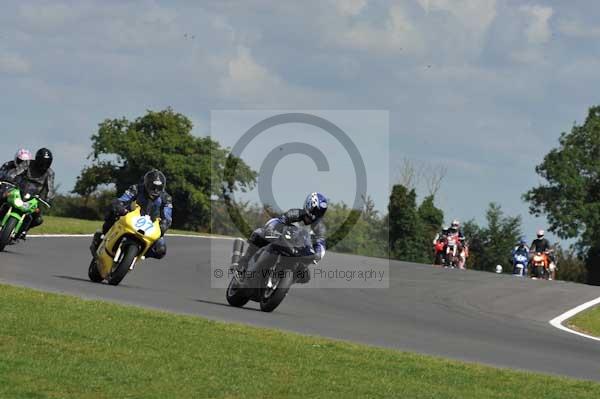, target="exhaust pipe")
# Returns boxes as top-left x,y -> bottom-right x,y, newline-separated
231,238 -> 245,267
